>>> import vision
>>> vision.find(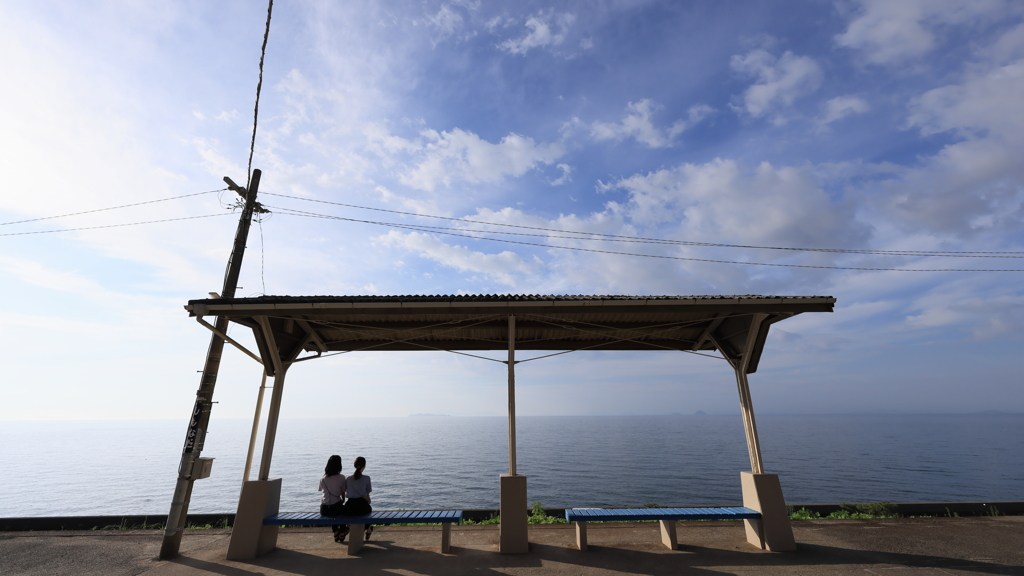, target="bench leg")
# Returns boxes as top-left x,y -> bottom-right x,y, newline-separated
659,519 -> 677,550
575,521 -> 588,551
347,524 -> 364,554
441,523 -> 452,553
